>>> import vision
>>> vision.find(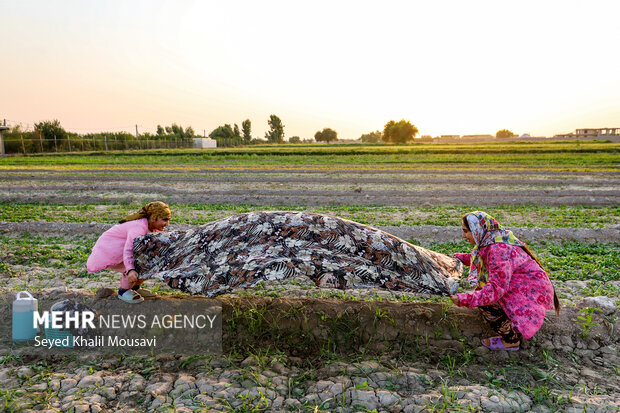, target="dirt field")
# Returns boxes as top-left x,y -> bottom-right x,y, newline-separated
2,168 -> 619,207
1,149 -> 619,412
